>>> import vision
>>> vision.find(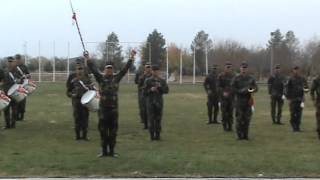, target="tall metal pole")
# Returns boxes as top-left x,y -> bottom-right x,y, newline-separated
270,43 -> 274,75
193,47 -> 196,85
53,41 -> 56,82
67,42 -> 70,76
166,46 -> 169,83
23,41 -> 28,65
205,46 -> 208,75
38,41 -> 41,82
148,43 -> 151,64
180,48 -> 183,84
270,32 -> 275,75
